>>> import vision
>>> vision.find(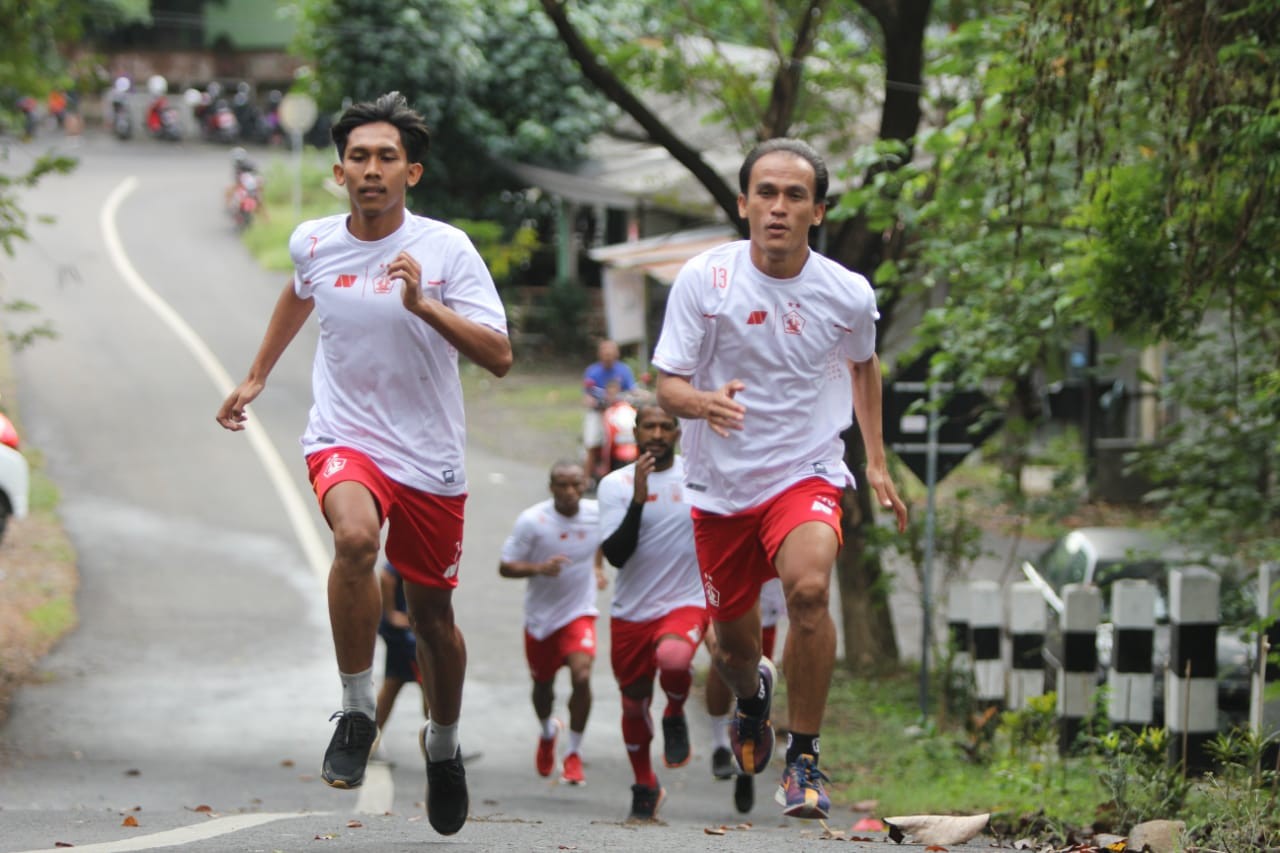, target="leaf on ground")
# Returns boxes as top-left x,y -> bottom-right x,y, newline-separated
883,813 -> 990,845
190,805 -> 213,813
54,843 -> 74,848
121,815 -> 139,827
313,833 -> 336,840
346,820 -> 363,829
280,759 -> 294,767
704,827 -> 727,835
124,768 -> 141,776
